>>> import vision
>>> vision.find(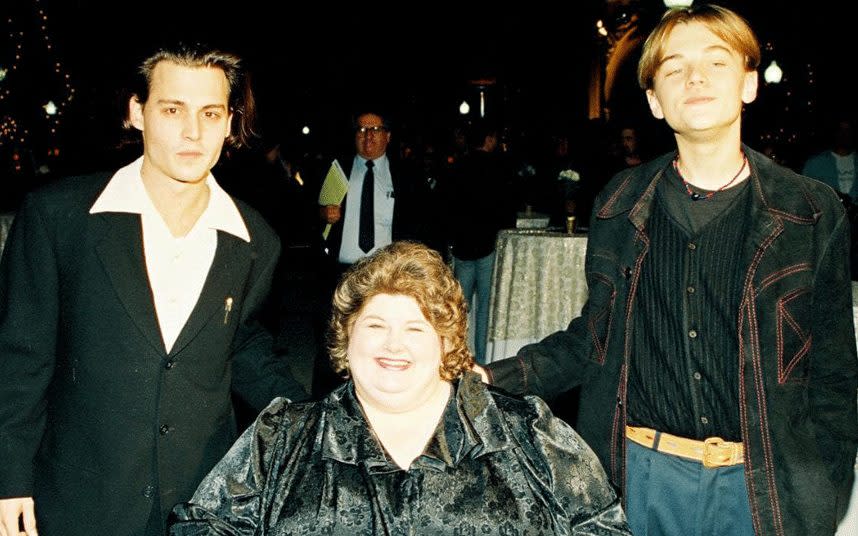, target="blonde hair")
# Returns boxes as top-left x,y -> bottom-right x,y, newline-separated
637,4 -> 760,90
328,241 -> 473,381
